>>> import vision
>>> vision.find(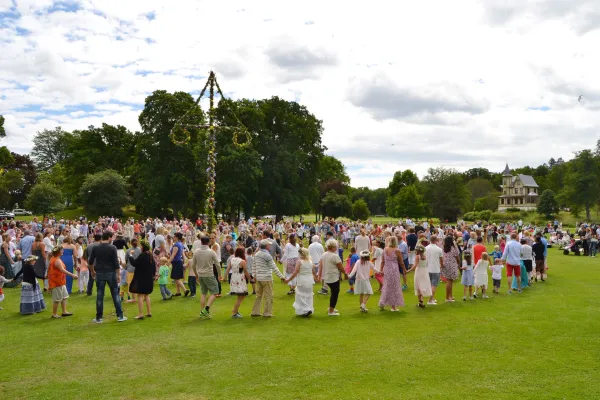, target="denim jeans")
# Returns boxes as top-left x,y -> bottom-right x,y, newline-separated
87,274 -> 95,295
95,272 -> 123,319
159,284 -> 172,299
590,241 -> 598,257
188,276 -> 197,296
